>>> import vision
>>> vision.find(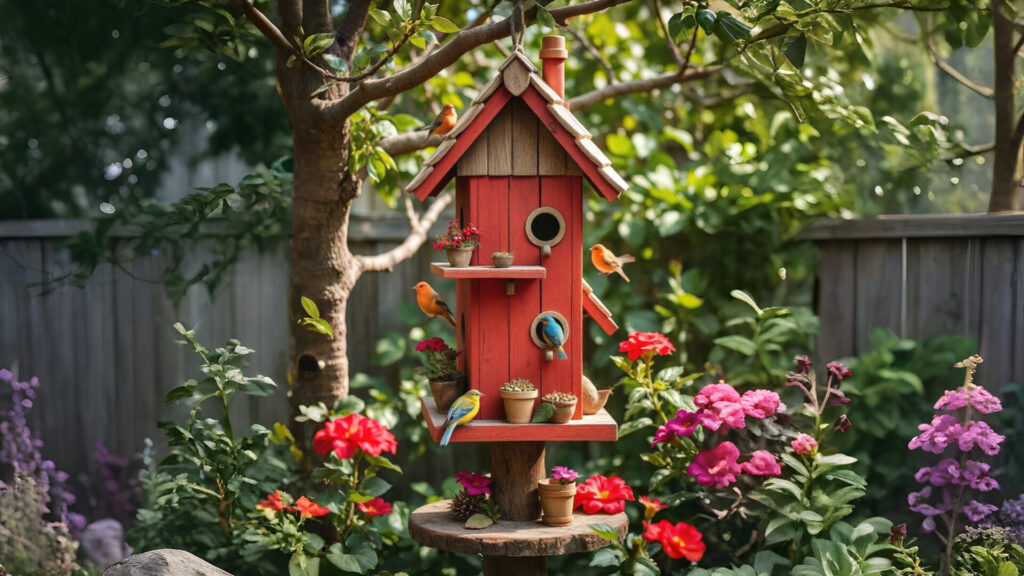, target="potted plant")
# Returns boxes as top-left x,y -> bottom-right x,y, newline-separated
543,392 -> 577,424
538,466 -> 578,526
414,337 -> 464,412
490,251 -> 514,268
433,220 -> 480,268
499,378 -> 537,424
